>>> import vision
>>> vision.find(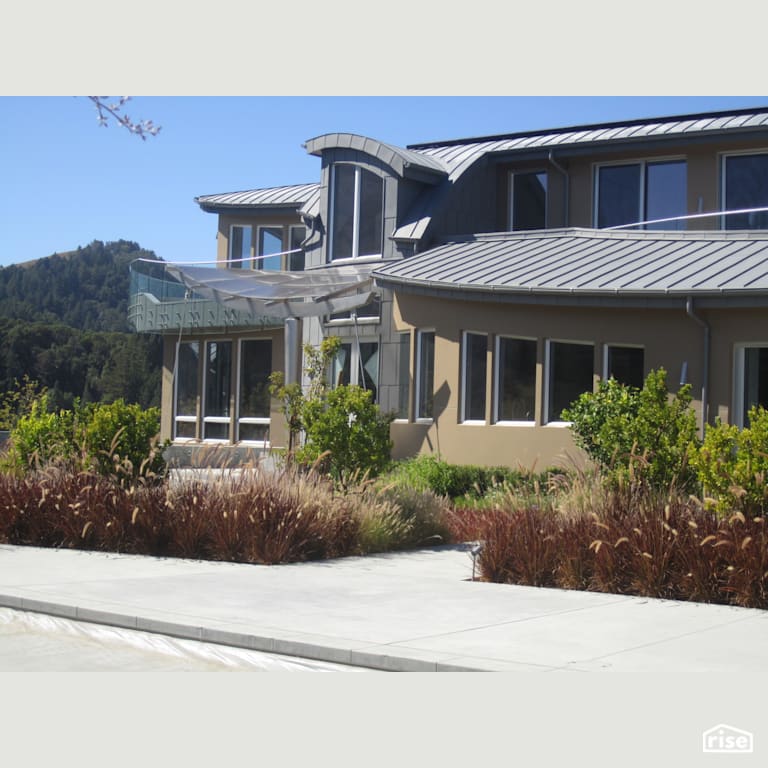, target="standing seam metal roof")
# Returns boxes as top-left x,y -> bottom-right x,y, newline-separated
373,229 -> 768,297
195,183 -> 320,212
